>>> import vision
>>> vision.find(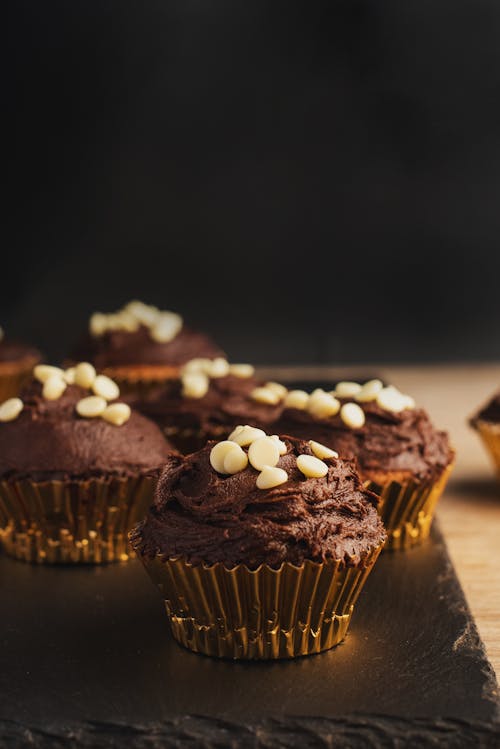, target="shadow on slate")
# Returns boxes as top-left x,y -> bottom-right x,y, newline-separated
0,524 -> 499,748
